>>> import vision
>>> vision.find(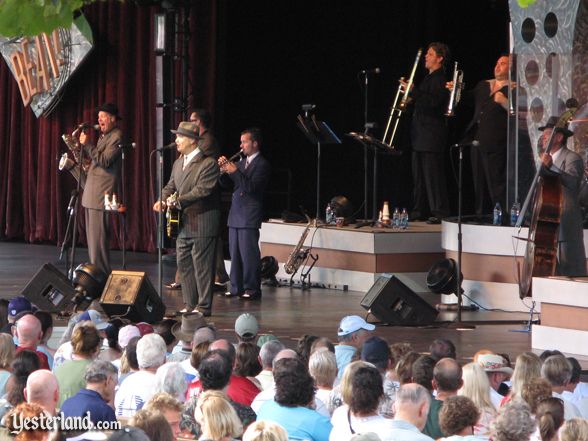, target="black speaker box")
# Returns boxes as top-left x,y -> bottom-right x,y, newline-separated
20,263 -> 77,312
100,271 -> 165,323
360,273 -> 438,325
